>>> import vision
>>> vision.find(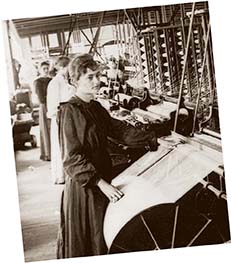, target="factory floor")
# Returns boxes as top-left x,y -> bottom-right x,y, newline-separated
15,125 -> 63,262
14,125 -> 230,262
